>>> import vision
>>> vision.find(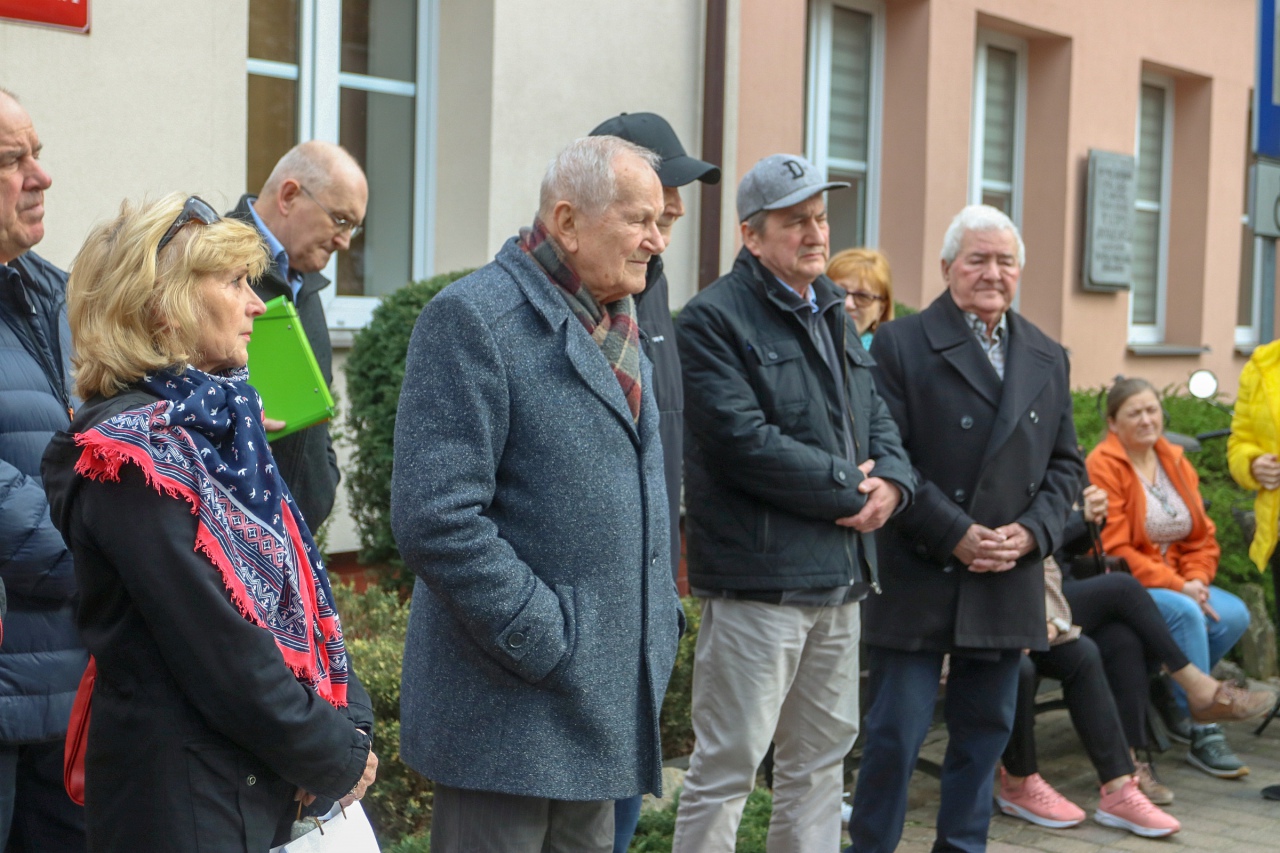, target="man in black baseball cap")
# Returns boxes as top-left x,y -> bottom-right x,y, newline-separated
589,111 -> 718,853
